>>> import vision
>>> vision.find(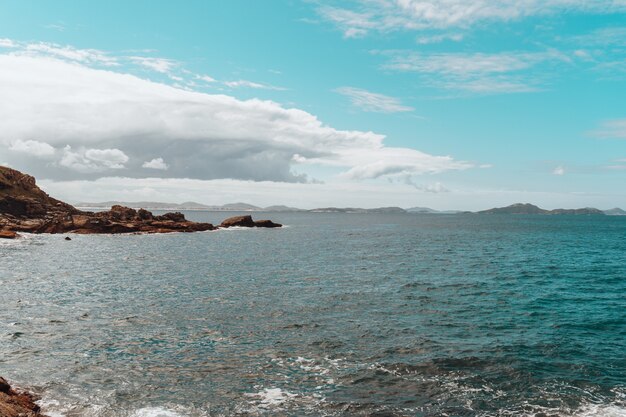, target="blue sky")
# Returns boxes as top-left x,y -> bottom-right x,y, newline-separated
1,0 -> 625,209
